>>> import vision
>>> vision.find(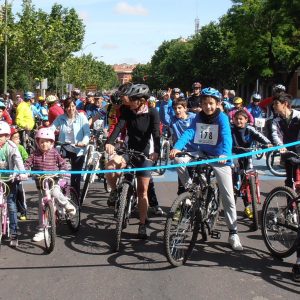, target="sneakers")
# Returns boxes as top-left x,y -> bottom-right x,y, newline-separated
137,223 -> 148,239
292,264 -> 300,282
150,205 -> 165,216
65,202 -> 76,217
32,230 -> 45,242
19,214 -> 27,221
228,234 -> 243,251
10,235 -> 19,248
107,190 -> 118,207
244,207 -> 253,219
